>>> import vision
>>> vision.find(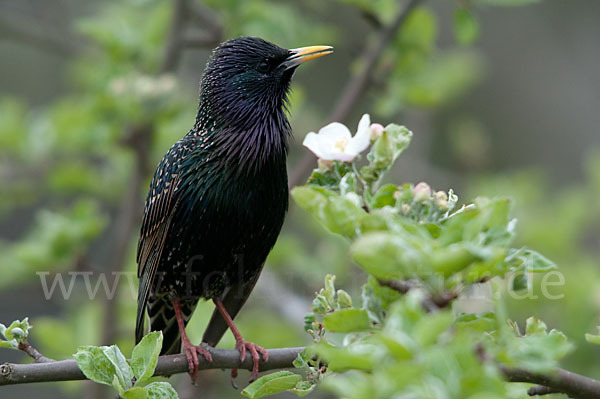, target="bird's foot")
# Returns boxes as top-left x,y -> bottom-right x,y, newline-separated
182,341 -> 213,383
231,339 -> 269,382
